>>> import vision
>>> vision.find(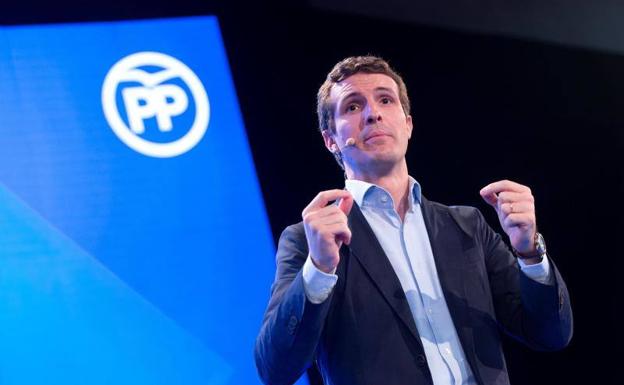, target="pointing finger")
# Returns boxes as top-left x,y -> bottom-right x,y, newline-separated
303,190 -> 353,215
480,180 -> 530,196
479,188 -> 498,207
